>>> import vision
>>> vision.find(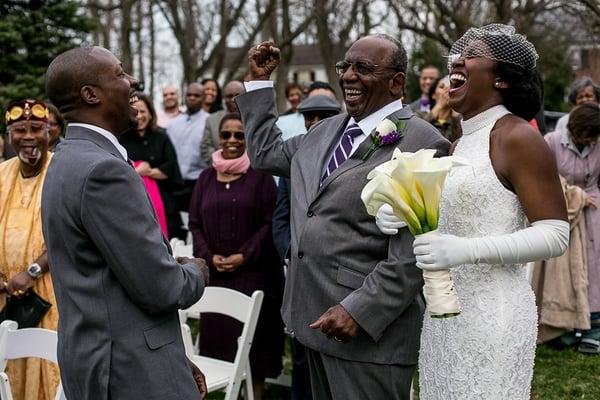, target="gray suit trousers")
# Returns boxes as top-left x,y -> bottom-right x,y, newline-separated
306,348 -> 415,400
